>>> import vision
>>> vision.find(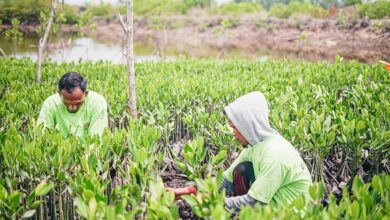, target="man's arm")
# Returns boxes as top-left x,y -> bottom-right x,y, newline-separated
88,99 -> 108,137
